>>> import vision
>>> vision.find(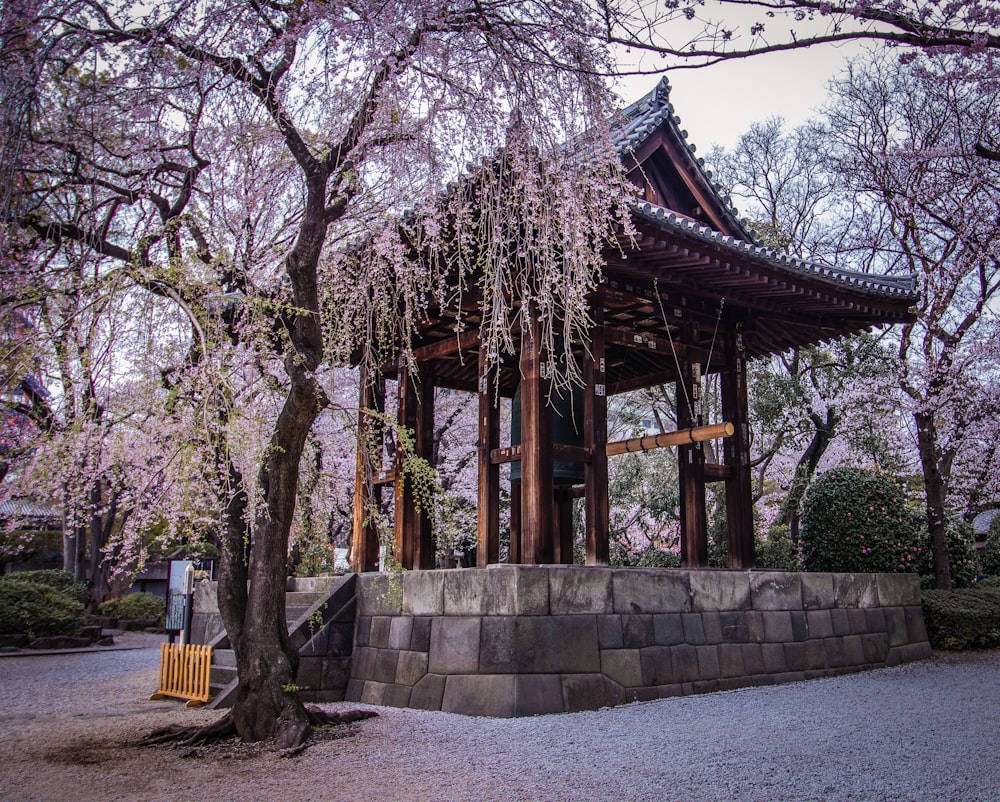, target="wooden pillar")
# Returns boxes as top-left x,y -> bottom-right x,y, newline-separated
722,324 -> 755,569
677,333 -> 708,567
584,304 -> 609,565
508,480 -> 522,564
553,490 -> 575,564
394,362 -> 436,570
519,309 -> 554,564
351,367 -> 384,573
477,339 -> 500,566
